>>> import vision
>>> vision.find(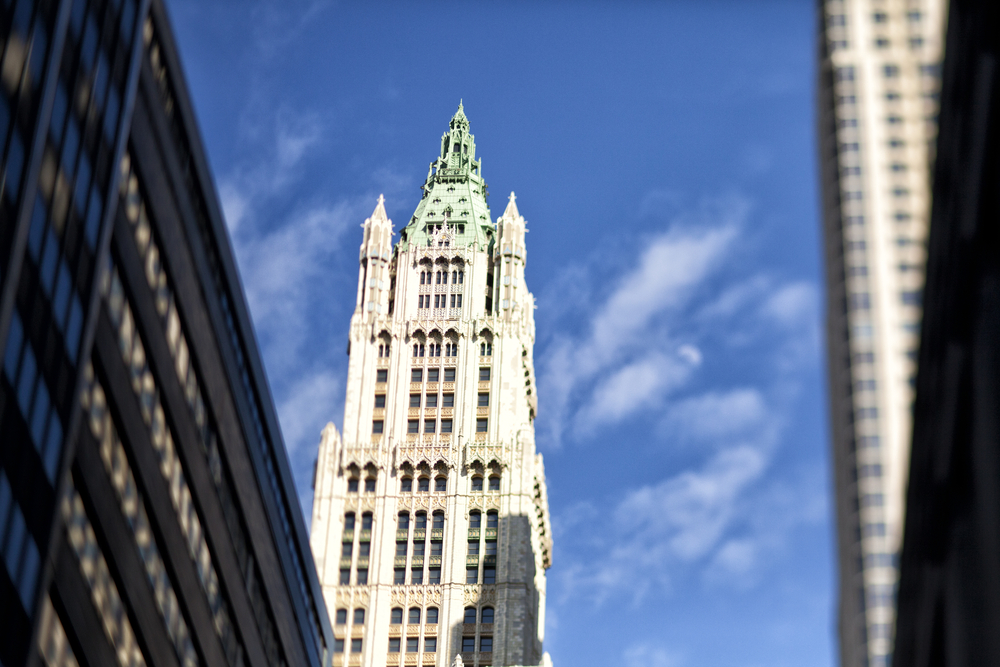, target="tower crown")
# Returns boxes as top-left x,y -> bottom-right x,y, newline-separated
399,103 -> 494,253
